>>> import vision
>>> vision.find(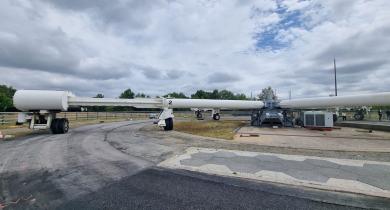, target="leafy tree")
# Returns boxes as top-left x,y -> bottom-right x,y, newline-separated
191,90 -> 208,99
119,89 -> 135,99
135,93 -> 150,98
234,93 -> 247,100
0,85 -> 16,98
89,93 -> 106,112
0,85 -> 16,111
163,92 -> 188,98
257,86 -> 277,101
95,93 -> 104,98
210,89 -> 219,99
0,93 -> 12,111
218,90 -> 235,100
115,89 -> 135,111
191,89 -> 247,100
